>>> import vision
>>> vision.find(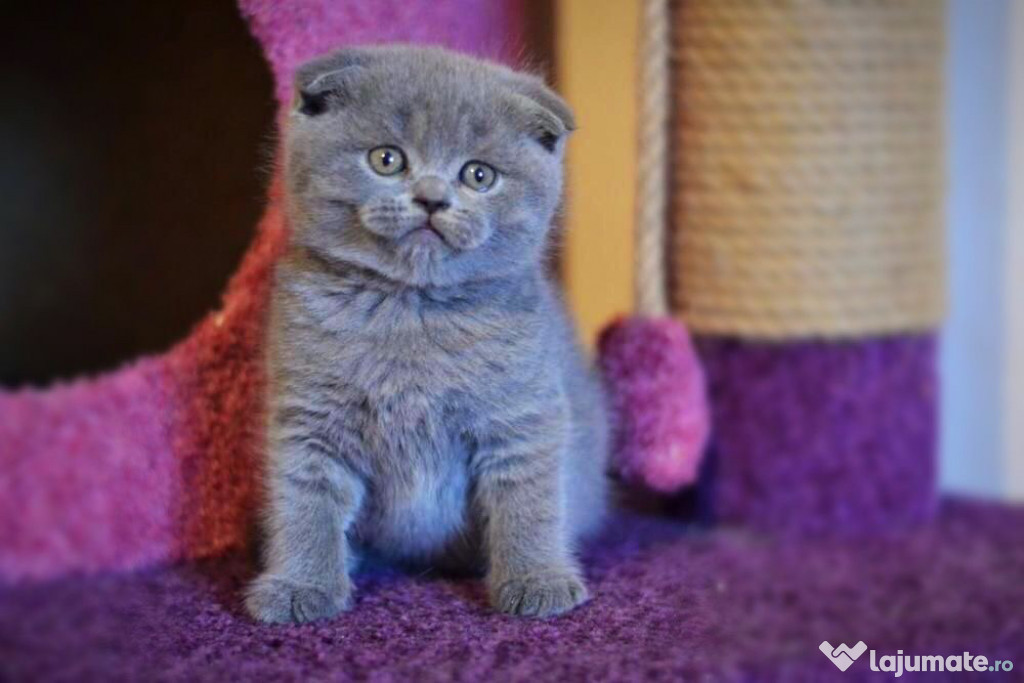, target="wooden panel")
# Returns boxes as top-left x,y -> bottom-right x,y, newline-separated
557,0 -> 639,344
